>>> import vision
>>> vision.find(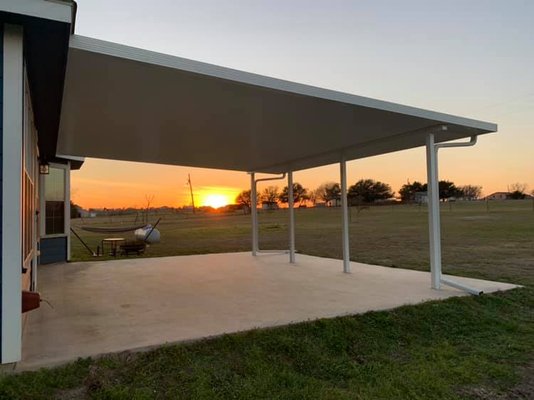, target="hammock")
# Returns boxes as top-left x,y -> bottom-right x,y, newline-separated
80,223 -> 148,233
